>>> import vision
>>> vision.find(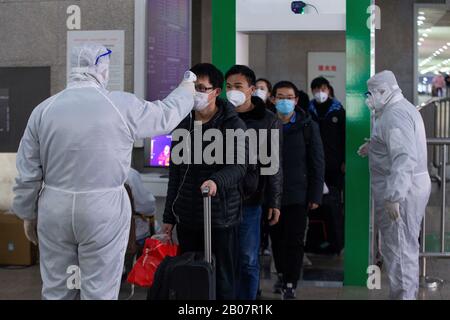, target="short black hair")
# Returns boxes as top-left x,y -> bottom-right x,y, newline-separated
190,63 -> 224,90
225,65 -> 256,86
329,85 -> 335,98
297,90 -> 310,112
271,81 -> 300,98
256,78 -> 273,94
311,76 -> 331,90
